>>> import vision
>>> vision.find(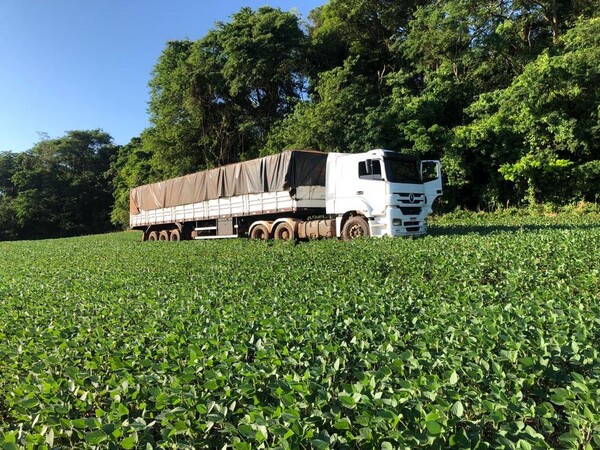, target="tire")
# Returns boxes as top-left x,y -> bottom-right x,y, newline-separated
158,230 -> 169,241
147,231 -> 158,241
341,216 -> 370,241
274,222 -> 295,241
169,229 -> 181,241
249,223 -> 270,240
